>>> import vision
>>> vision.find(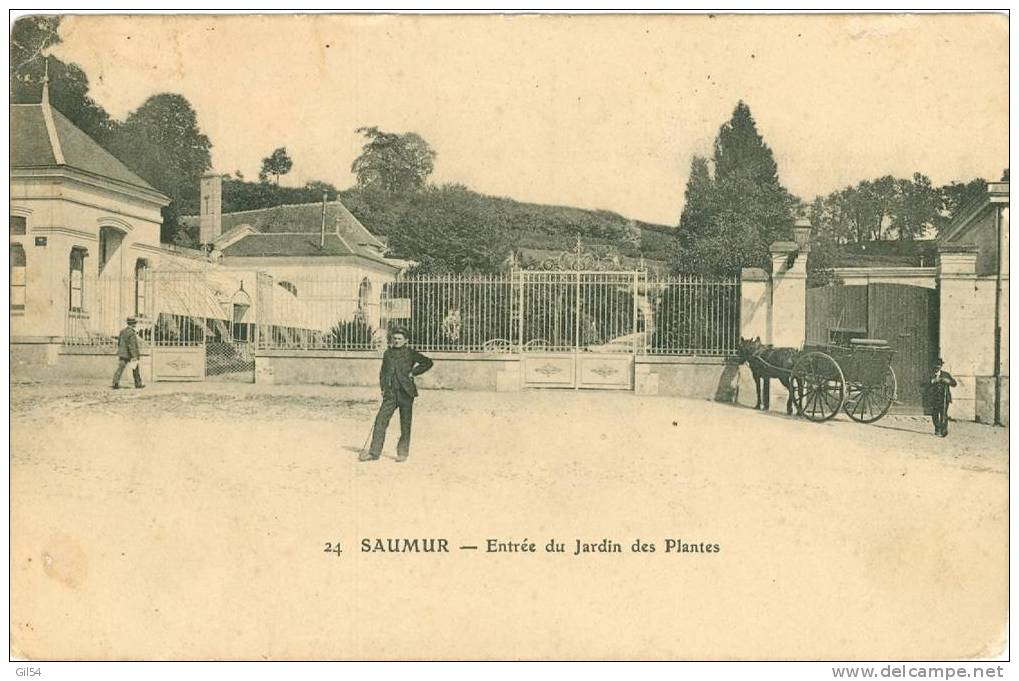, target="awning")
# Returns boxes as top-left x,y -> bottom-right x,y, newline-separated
152,273 -> 229,320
